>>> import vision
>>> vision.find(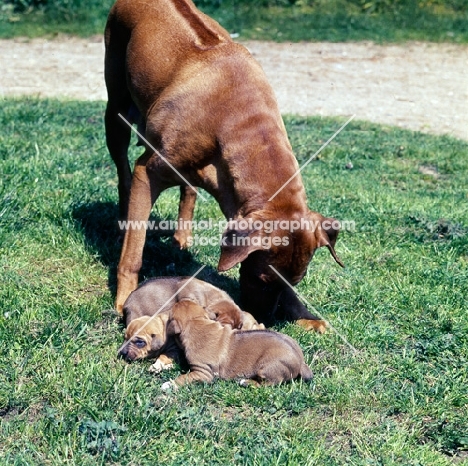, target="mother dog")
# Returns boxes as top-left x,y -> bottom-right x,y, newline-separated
105,0 -> 344,329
